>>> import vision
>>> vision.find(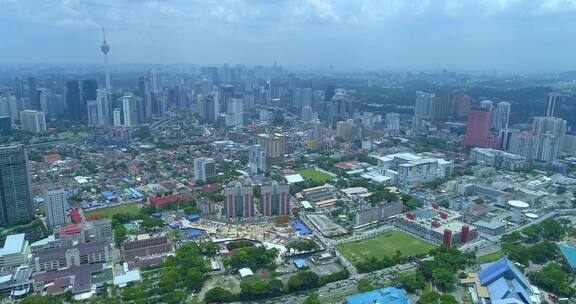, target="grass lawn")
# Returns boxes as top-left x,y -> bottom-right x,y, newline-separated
336,230 -> 435,265
84,203 -> 140,218
476,251 -> 503,263
298,168 -> 333,183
